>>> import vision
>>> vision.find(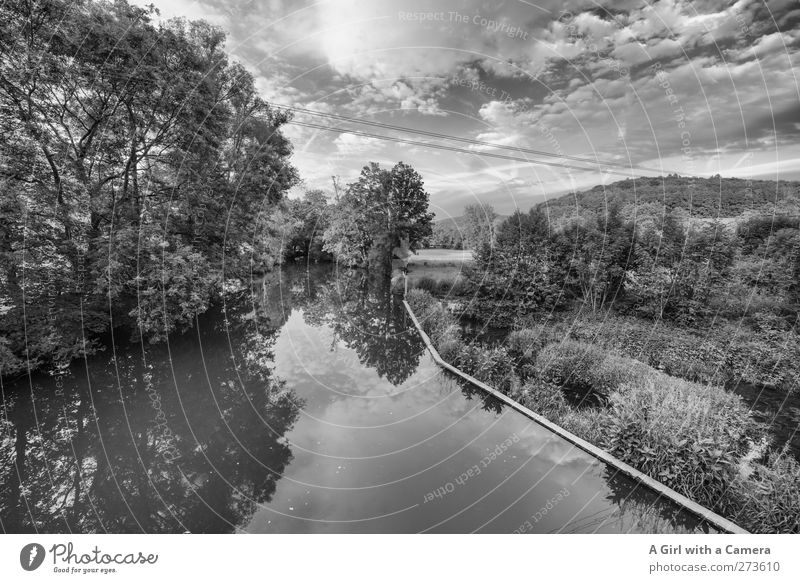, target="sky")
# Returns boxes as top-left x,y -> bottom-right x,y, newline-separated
135,0 -> 800,217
